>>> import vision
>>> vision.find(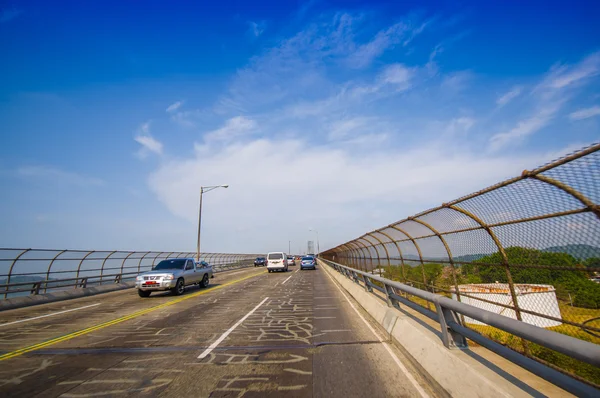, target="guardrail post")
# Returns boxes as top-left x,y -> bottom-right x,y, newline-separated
385,284 -> 399,309
31,282 -> 41,295
434,301 -> 467,349
114,274 -> 122,284
362,274 -> 373,292
80,278 -> 88,288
